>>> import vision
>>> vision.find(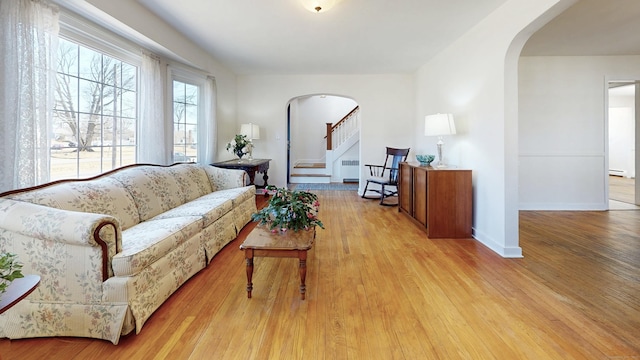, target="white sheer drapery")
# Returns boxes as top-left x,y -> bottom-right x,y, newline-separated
137,52 -> 168,165
202,76 -> 218,164
0,0 -> 59,192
